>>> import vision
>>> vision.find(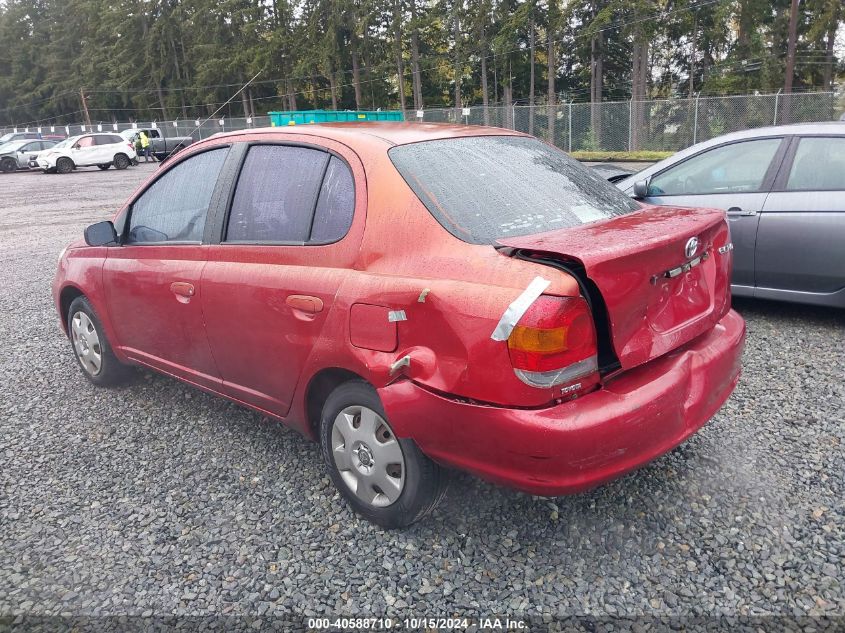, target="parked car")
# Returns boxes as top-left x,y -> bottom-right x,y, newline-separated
0,139 -> 57,172
588,162 -> 635,183
37,133 -> 136,173
54,124 -> 745,527
0,131 -> 42,145
616,122 -> 845,308
119,127 -> 193,160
